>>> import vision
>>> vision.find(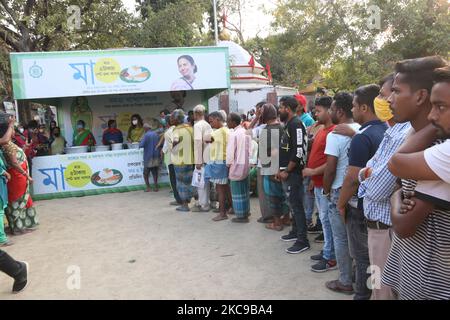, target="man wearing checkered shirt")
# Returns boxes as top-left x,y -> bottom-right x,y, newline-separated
358,121 -> 411,300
